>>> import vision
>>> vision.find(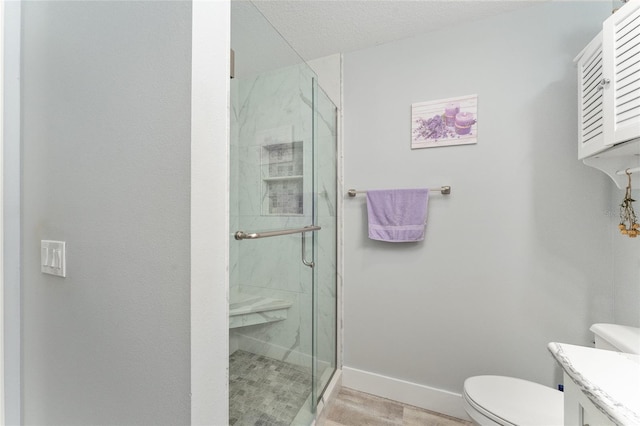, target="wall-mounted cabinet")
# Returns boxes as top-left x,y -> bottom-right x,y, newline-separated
576,32 -> 605,159
575,1 -> 640,188
603,3 -> 640,147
